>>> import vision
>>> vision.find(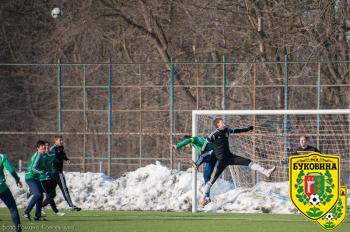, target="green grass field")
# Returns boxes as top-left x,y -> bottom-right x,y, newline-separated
0,209 -> 349,232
